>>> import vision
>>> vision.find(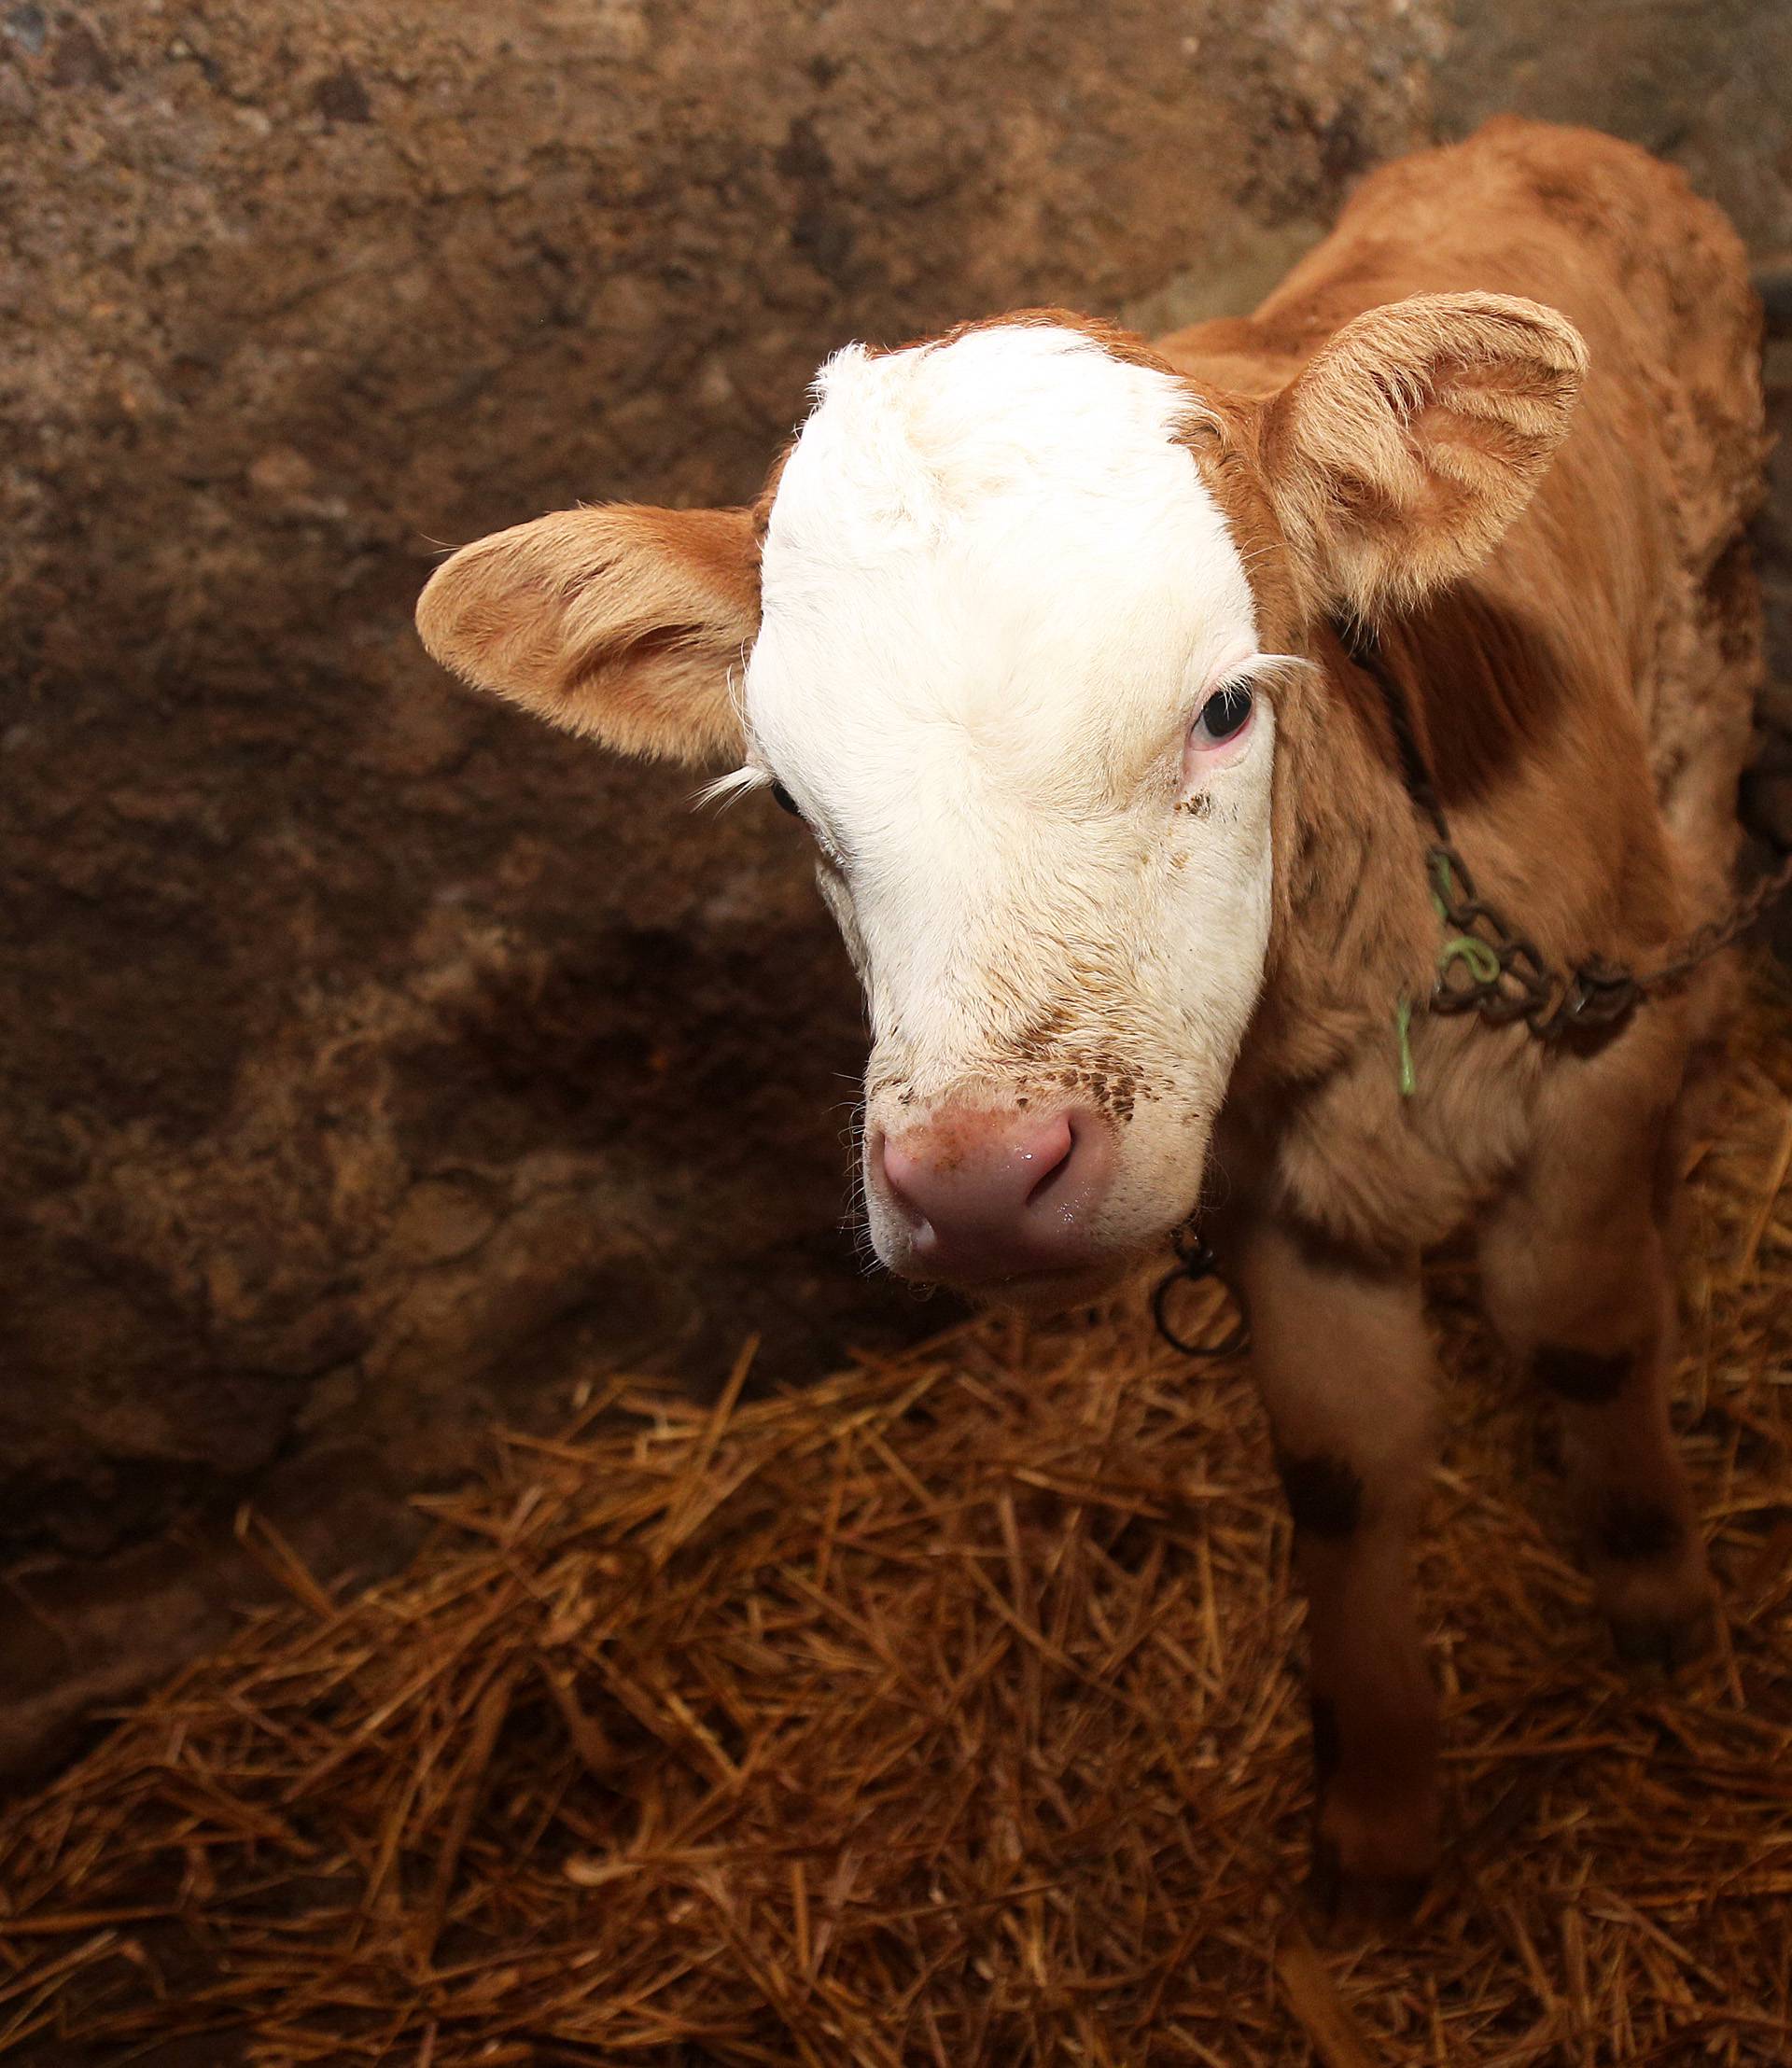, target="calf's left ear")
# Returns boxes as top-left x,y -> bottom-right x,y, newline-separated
1260,291 -> 1588,622
415,503 -> 760,765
